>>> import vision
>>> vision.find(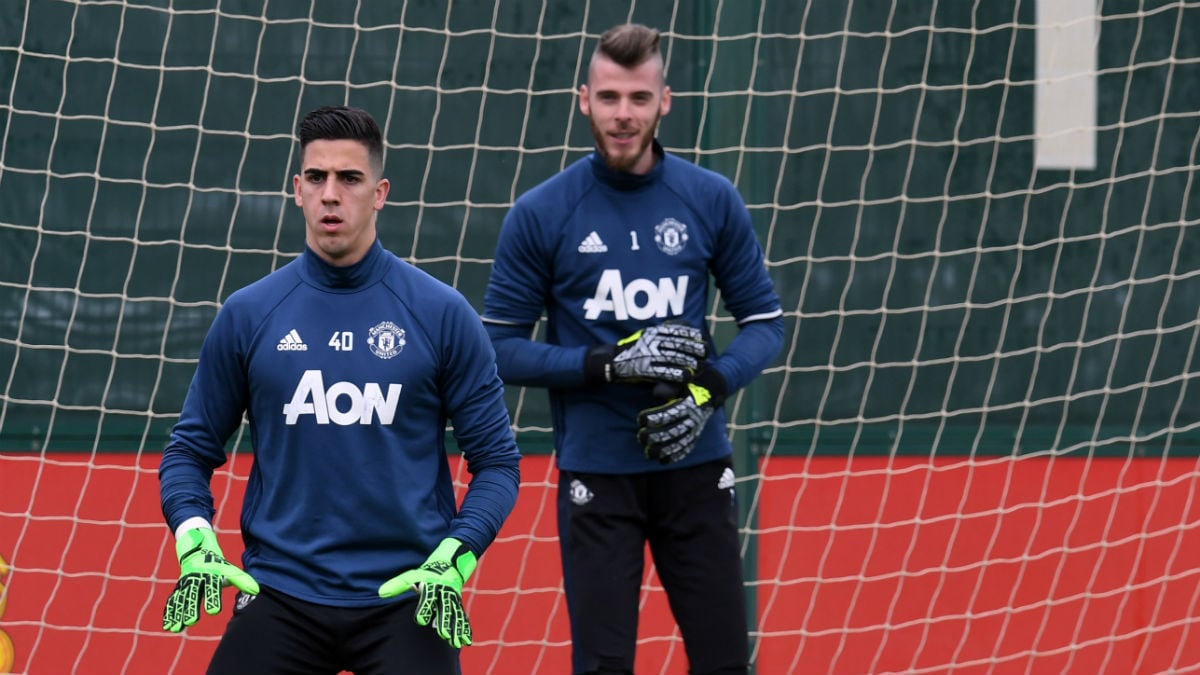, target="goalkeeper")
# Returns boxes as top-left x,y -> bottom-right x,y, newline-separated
158,106 -> 520,675
481,23 -> 782,675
